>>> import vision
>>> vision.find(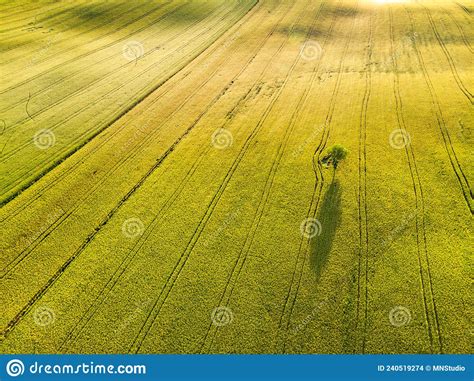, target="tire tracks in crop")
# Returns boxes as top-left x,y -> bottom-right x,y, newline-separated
455,2 -> 471,16
0,0 -> 263,340
1,1 -> 260,272
199,0 -> 330,354
0,1 -> 64,25
276,0 -> 359,353
0,0 -> 179,96
0,1 -> 263,223
0,1 -> 191,127
0,1 -> 231,144
1,0 -> 265,279
419,3 -> 473,104
0,0 -> 97,35
443,6 -> 473,54
354,9 -> 372,354
58,1 -> 291,350
127,3 -> 313,355
0,2 -> 241,201
405,5 -> 473,214
1,0 -> 145,57
389,7 -> 442,353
